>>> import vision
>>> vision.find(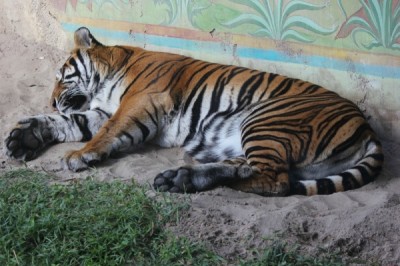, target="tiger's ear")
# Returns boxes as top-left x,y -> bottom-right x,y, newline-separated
74,27 -> 103,49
